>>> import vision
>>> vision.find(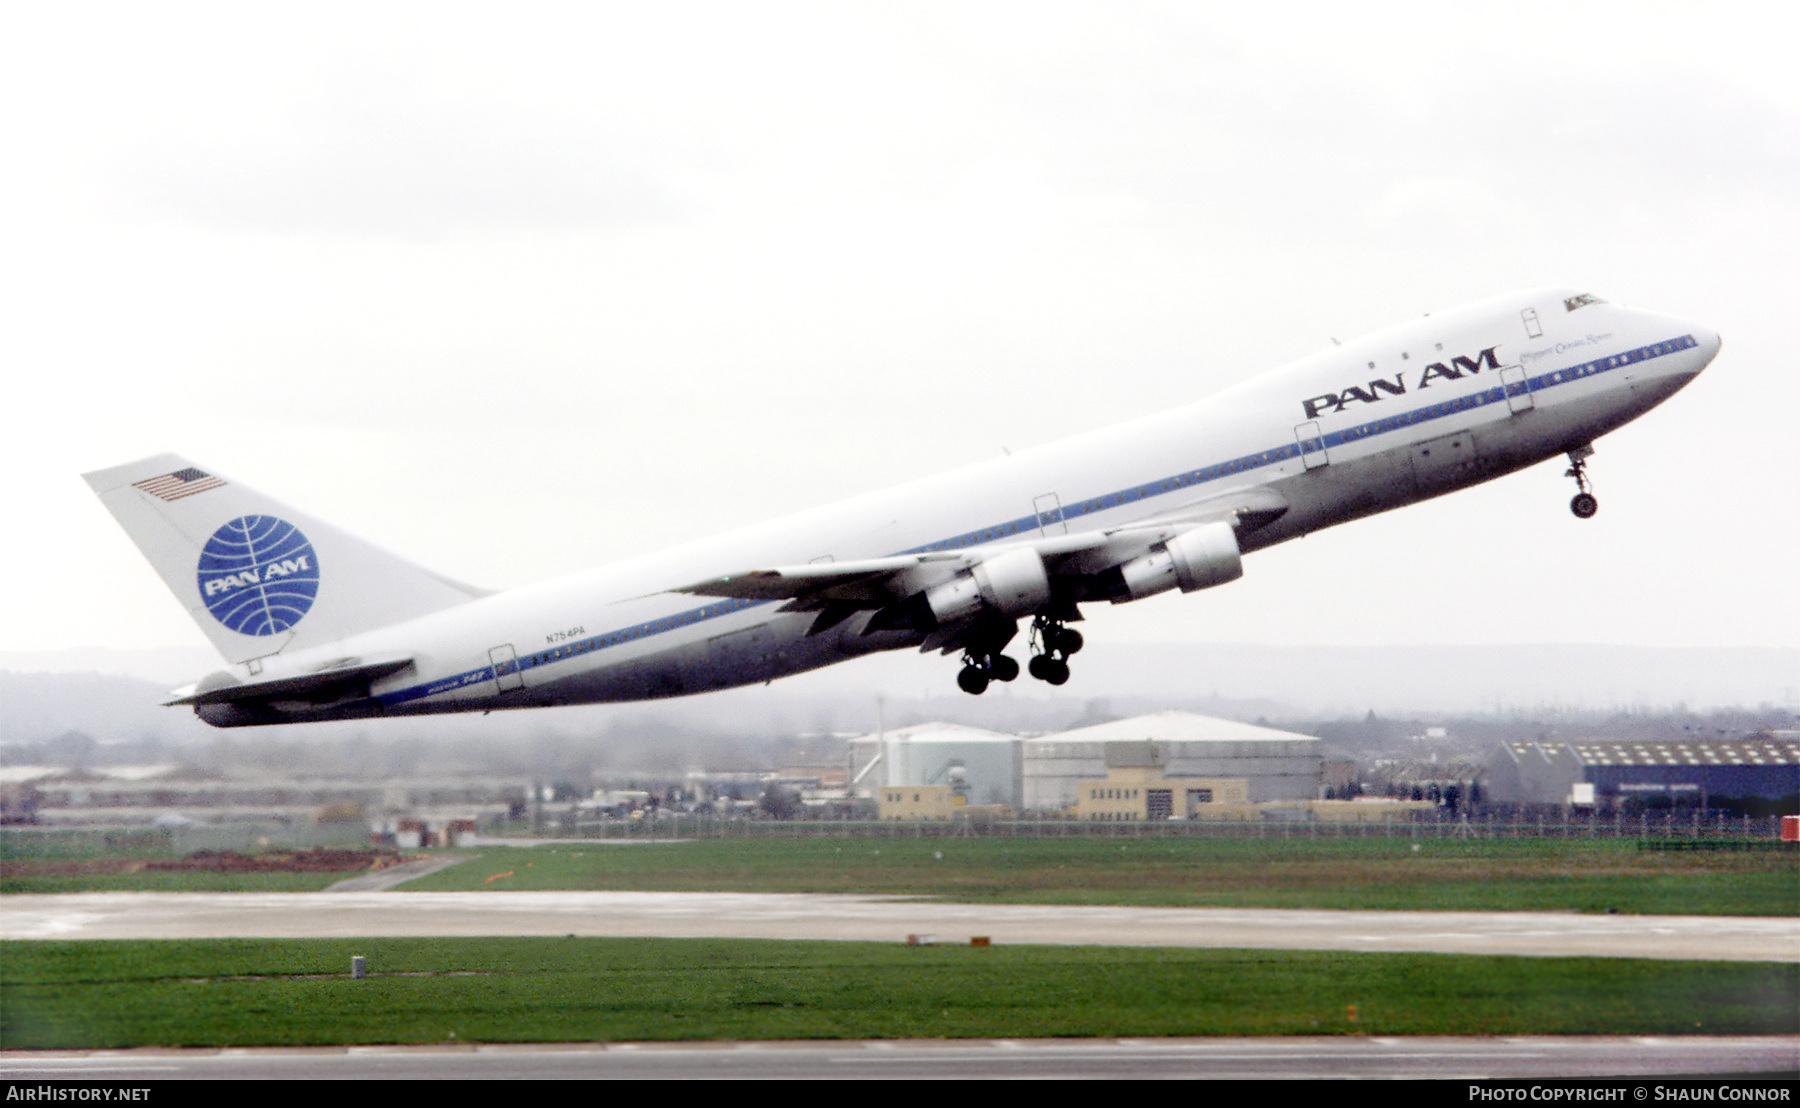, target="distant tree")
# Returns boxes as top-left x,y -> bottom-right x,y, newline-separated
43,730 -> 97,769
758,784 -> 804,820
